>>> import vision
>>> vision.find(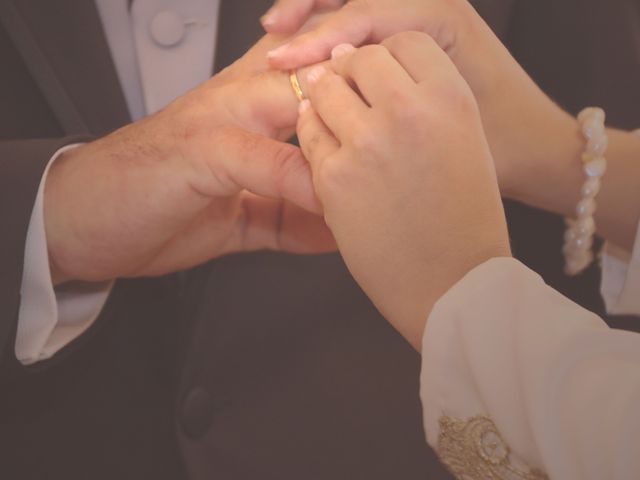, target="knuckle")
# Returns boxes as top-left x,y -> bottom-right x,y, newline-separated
393,106 -> 428,131
316,155 -> 350,197
347,121 -> 397,173
384,31 -> 433,52
349,126 -> 380,154
348,44 -> 387,72
428,77 -> 477,115
302,130 -> 325,158
316,71 -> 340,91
358,44 -> 389,61
386,88 -> 422,119
309,73 -> 345,104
